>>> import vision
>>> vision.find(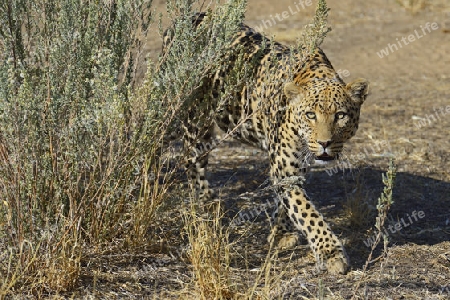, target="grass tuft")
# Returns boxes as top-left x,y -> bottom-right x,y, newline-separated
351,159 -> 396,298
